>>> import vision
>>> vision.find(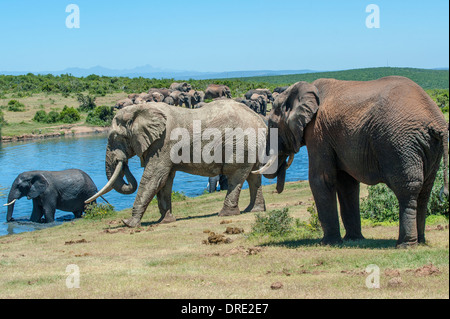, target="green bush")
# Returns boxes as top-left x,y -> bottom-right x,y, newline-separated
77,93 -> 97,112
85,105 -> 115,126
360,184 -> 399,223
7,100 -> 26,112
427,89 -> 449,112
35,106 -> 81,124
83,203 -> 116,220
33,110 -> 48,123
361,160 -> 449,222
59,106 -> 80,123
47,110 -> 60,123
251,208 -> 294,237
296,203 -> 321,232
428,161 -> 449,216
